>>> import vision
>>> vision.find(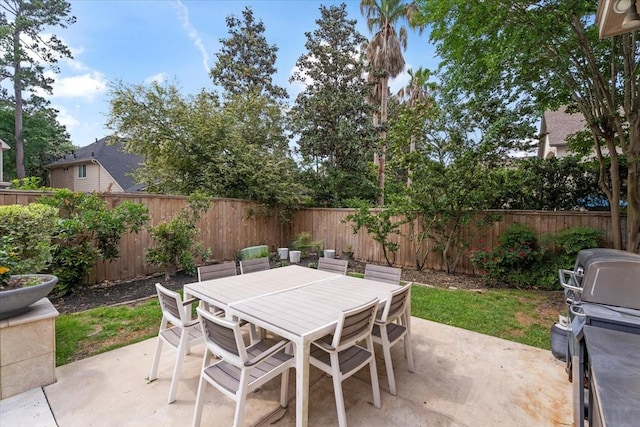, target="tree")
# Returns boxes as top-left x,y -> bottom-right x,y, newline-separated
210,7 -> 287,100
0,96 -> 72,183
107,81 -> 304,221
360,0 -> 422,205
417,0 -> 640,253
0,0 -> 75,179
288,4 -> 377,206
